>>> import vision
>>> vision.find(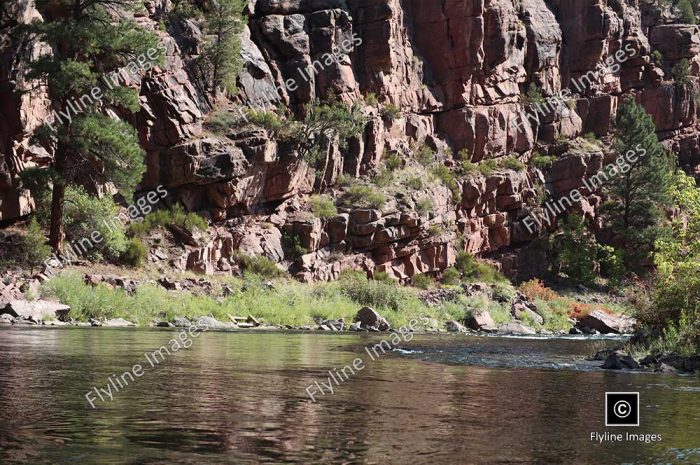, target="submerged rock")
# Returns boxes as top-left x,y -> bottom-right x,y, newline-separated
602,351 -> 640,370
